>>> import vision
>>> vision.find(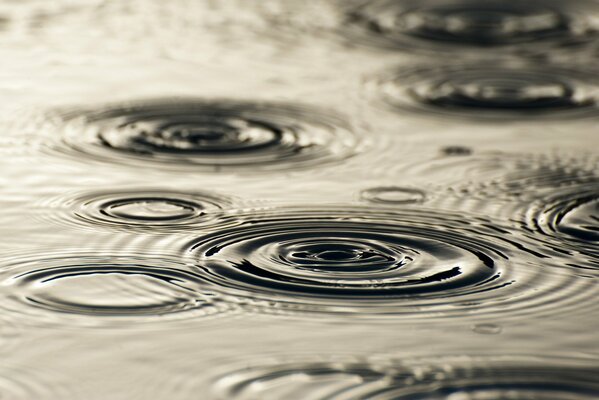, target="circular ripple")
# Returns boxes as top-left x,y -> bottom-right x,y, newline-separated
372,63 -> 599,120
0,254 -> 232,327
54,99 -> 359,171
360,186 -> 426,205
184,206 -> 596,319
41,189 -> 239,232
214,356 -> 599,400
344,0 -> 599,53
522,182 -> 599,264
